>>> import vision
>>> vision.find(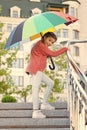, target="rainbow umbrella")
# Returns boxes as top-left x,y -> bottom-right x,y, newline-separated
5,11 -> 78,49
